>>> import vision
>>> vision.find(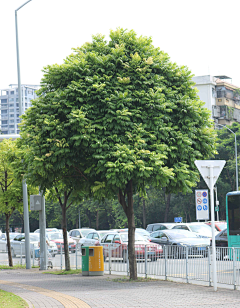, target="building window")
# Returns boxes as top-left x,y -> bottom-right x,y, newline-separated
10,91 -> 14,95
16,103 -> 19,107
9,125 -> 14,128
9,98 -> 14,102
10,114 -> 14,118
9,130 -> 15,133
1,99 -> 7,104
1,104 -> 7,108
17,130 -> 20,134
2,120 -> 8,124
9,104 -> 14,107
9,109 -> 14,113
9,120 -> 14,123
1,131 -> 8,134
1,110 -> 7,114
